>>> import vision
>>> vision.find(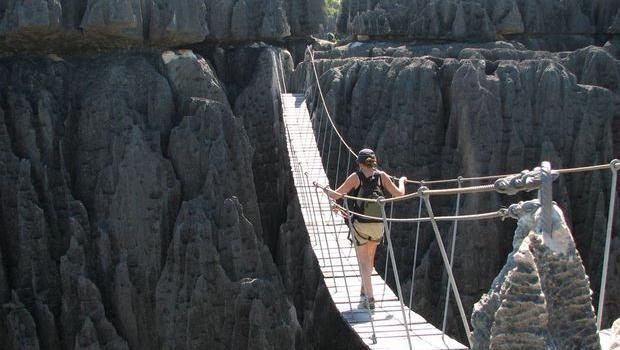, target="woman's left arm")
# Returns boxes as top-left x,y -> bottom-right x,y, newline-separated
379,172 -> 406,197
326,172 -> 359,200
